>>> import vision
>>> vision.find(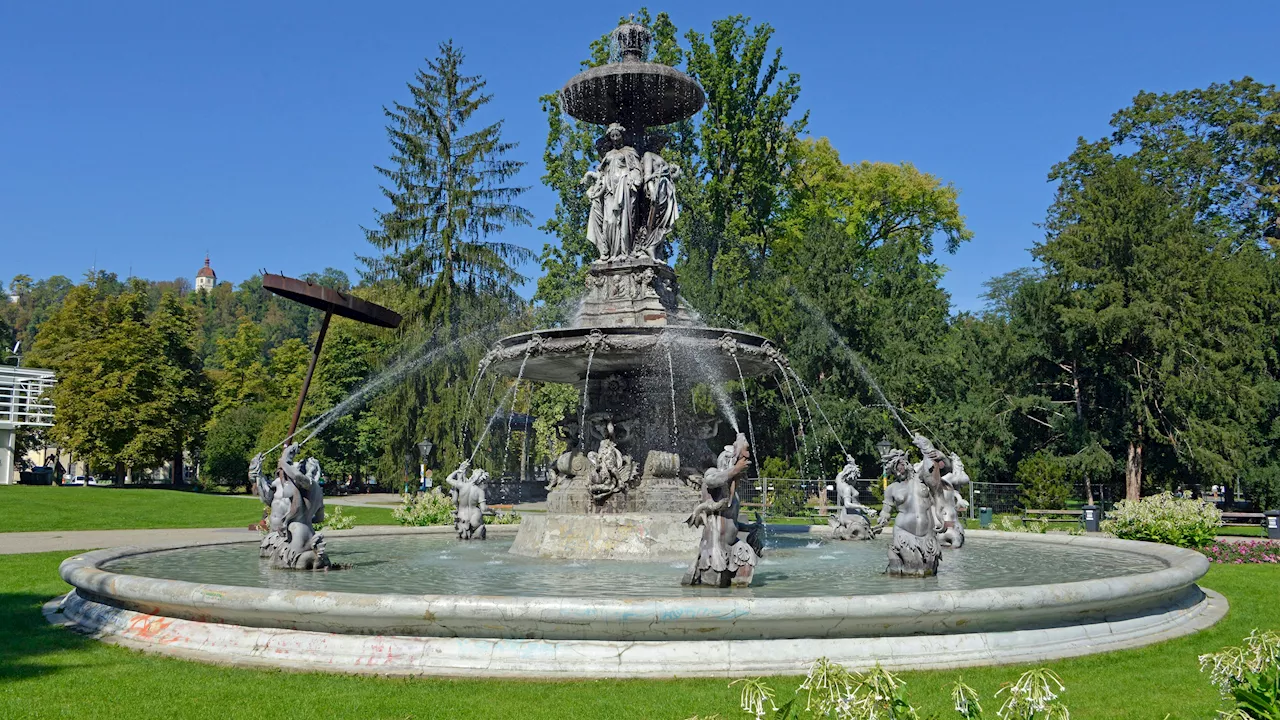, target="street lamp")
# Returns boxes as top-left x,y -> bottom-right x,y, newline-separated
874,436 -> 892,460
416,440 -> 434,490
